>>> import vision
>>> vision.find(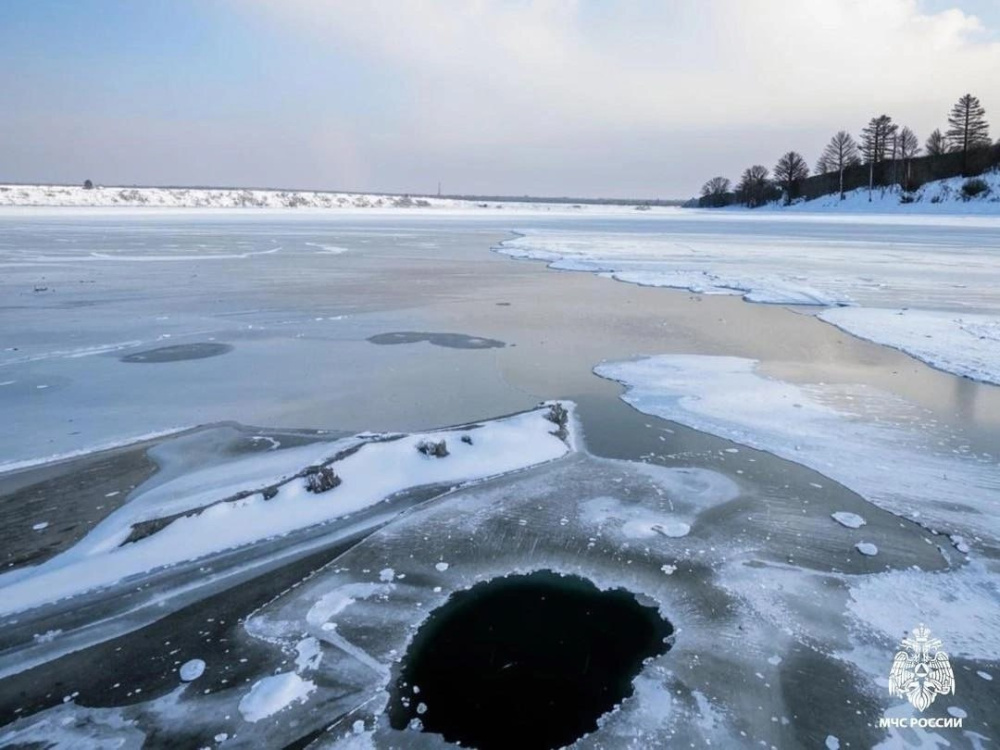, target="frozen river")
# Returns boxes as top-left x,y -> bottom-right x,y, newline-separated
0,207 -> 998,748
